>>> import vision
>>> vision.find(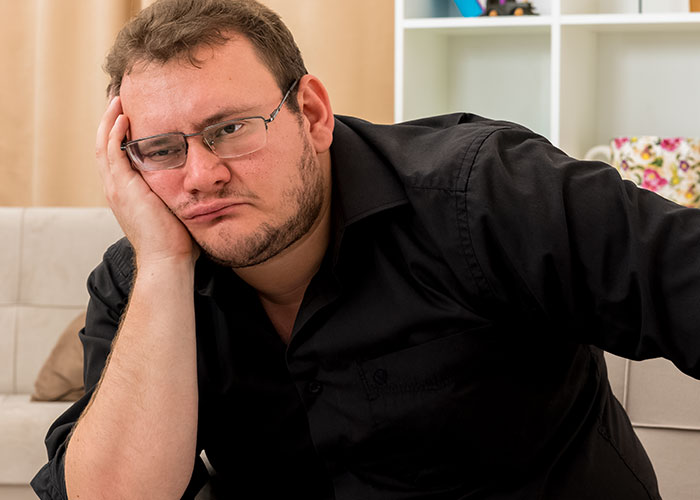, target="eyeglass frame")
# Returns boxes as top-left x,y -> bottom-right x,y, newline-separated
120,79 -> 299,171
